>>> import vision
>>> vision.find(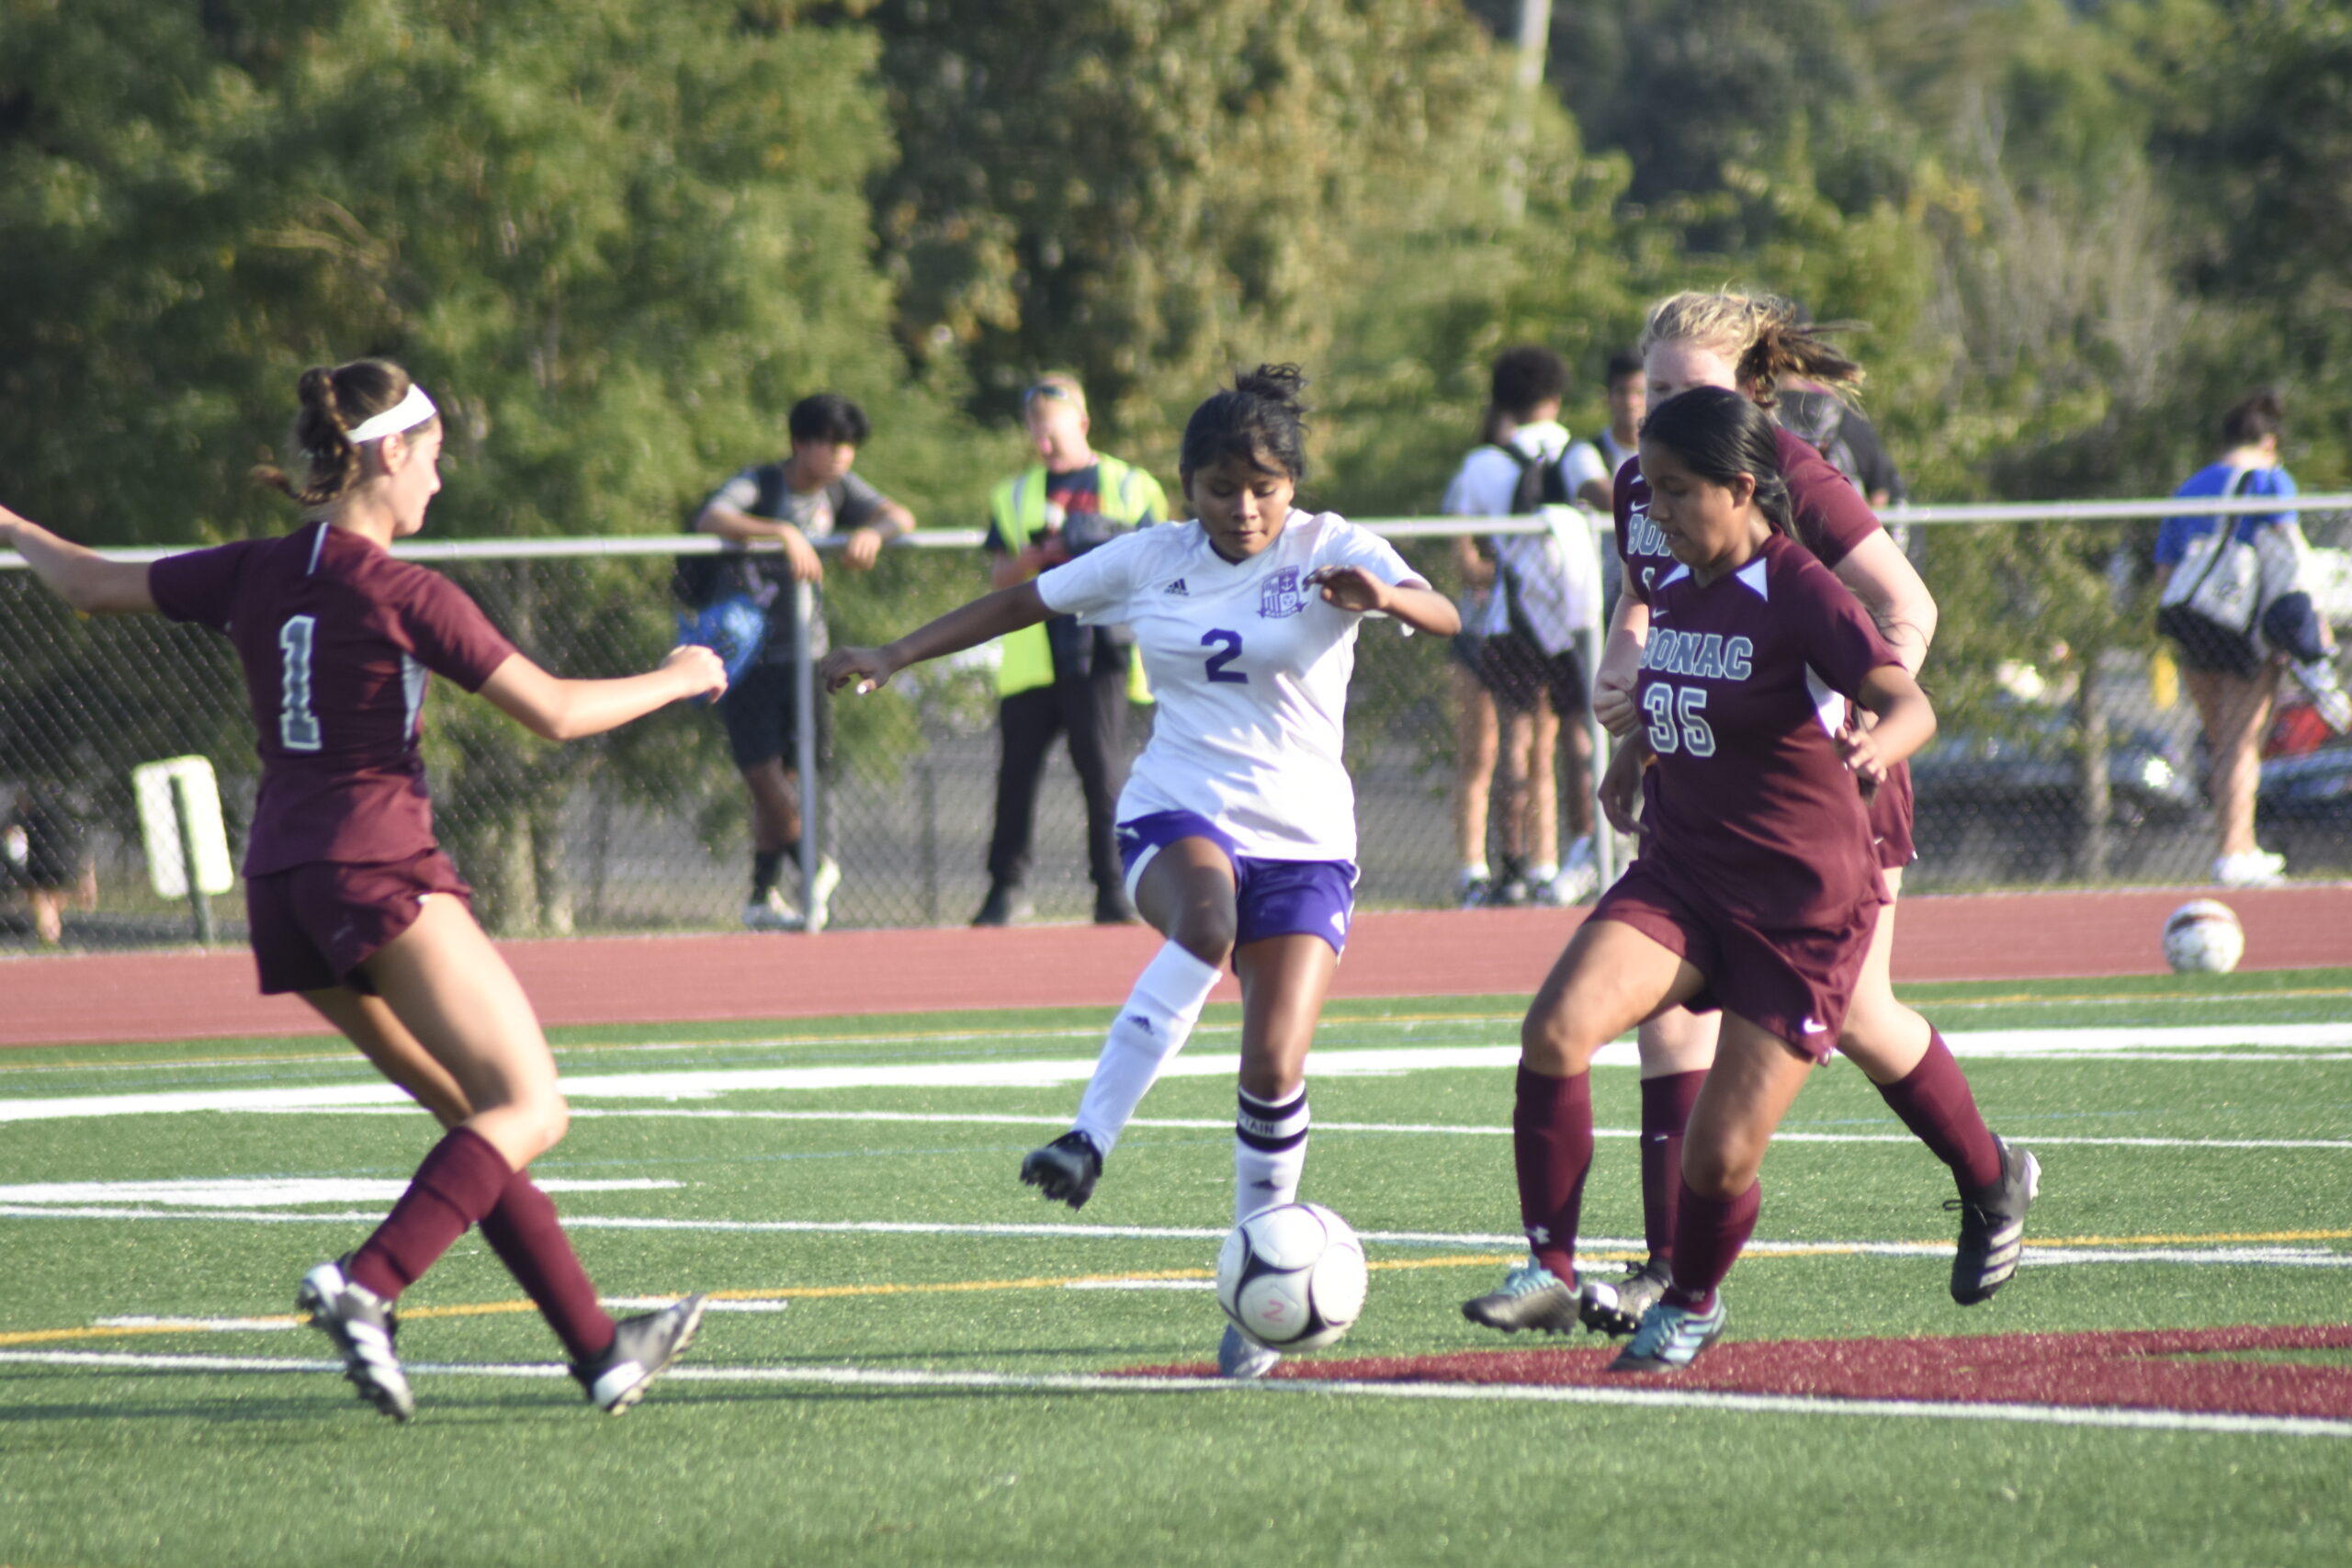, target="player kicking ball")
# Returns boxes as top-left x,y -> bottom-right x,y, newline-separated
824,366 -> 1459,1378
1462,387 -> 2036,1372
0,359 -> 722,1419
